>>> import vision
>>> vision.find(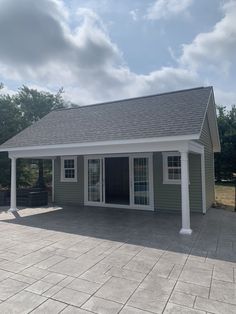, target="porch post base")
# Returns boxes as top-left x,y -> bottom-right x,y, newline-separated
179,228 -> 192,235
8,207 -> 19,213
